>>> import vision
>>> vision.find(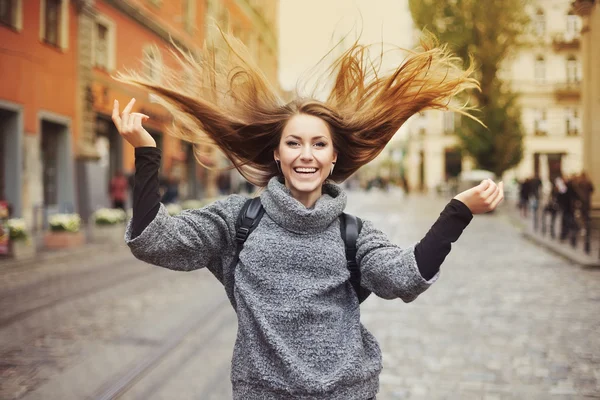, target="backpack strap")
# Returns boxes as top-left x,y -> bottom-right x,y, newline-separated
340,213 -> 371,303
235,197 -> 265,245
226,197 -> 265,308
